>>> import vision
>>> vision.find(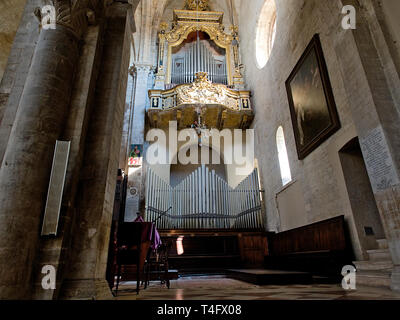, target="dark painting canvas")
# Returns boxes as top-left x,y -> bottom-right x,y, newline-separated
286,34 -> 340,160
